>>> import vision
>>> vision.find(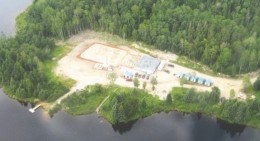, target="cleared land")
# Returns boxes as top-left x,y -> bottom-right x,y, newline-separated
54,30 -> 258,101
80,43 -> 127,67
